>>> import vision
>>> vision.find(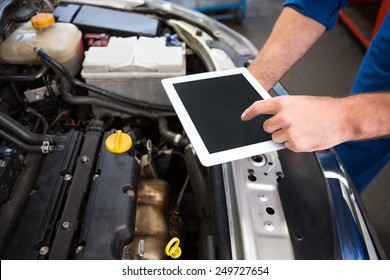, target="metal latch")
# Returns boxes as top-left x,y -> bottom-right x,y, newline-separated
41,141 -> 54,153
